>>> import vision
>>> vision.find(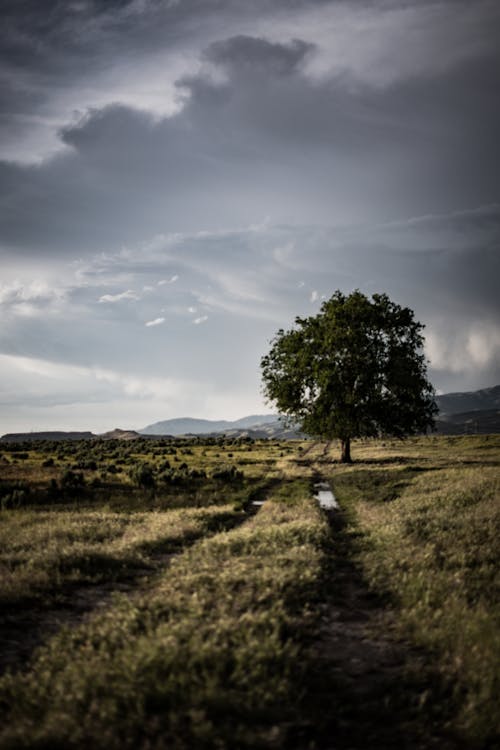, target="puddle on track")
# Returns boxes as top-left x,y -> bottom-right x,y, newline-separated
314,481 -> 339,510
